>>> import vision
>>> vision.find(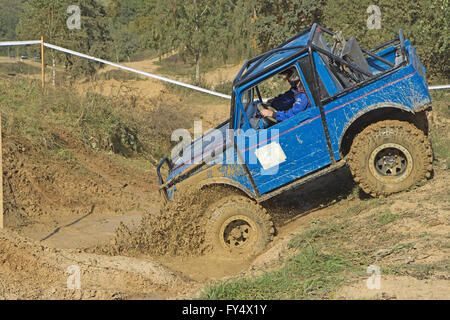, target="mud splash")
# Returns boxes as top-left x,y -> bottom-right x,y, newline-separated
95,188 -> 226,257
